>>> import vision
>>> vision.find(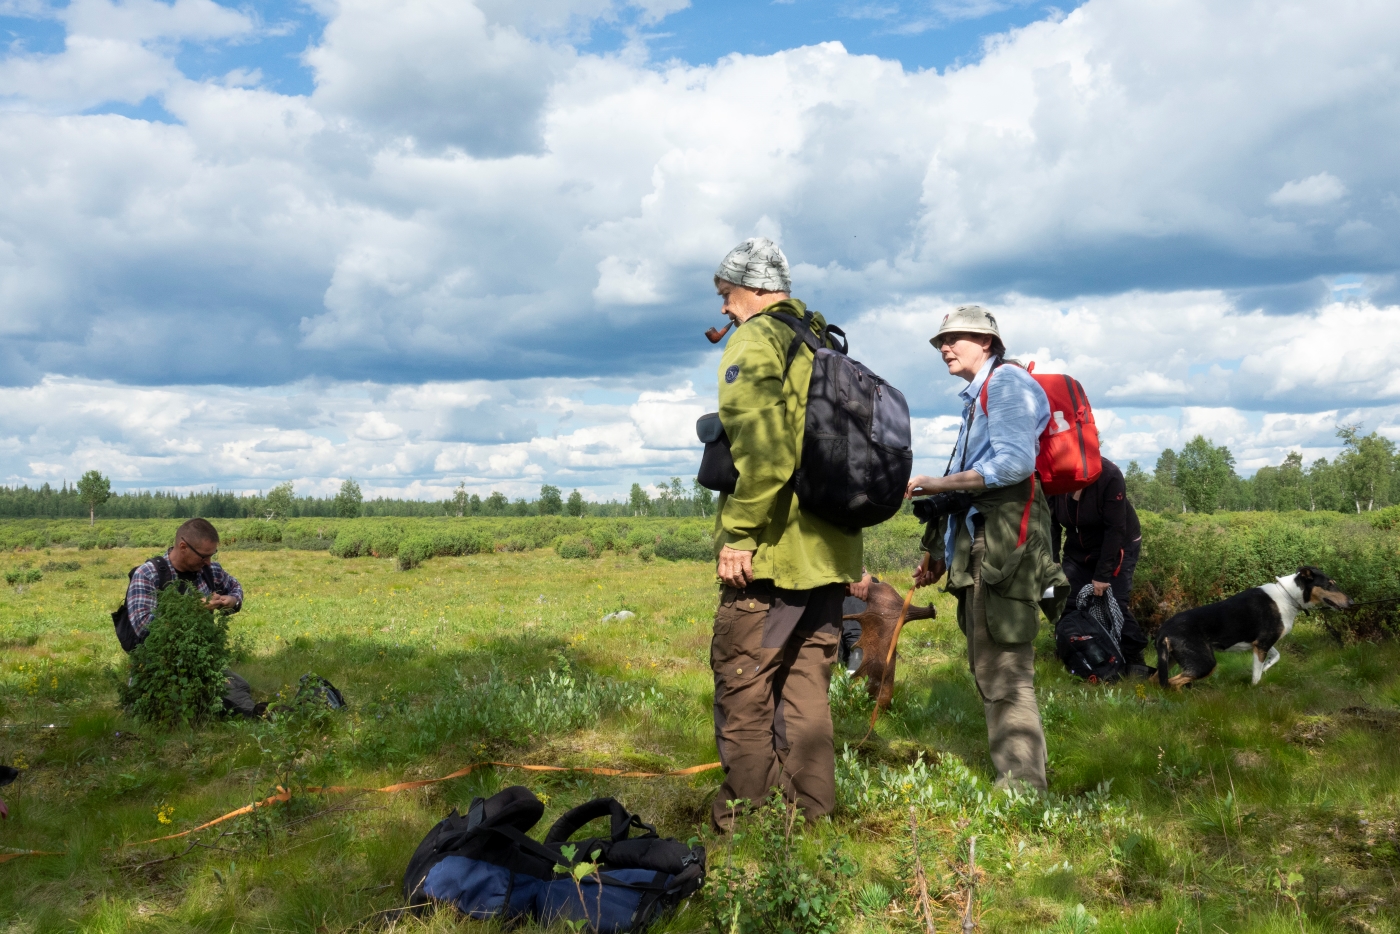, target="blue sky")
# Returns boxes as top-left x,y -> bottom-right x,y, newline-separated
0,0 -> 1396,499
